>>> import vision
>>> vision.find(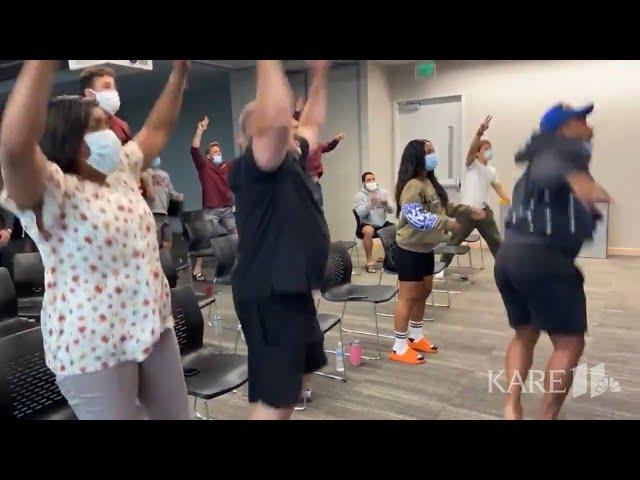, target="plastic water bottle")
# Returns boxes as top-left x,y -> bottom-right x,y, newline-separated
335,342 -> 345,372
